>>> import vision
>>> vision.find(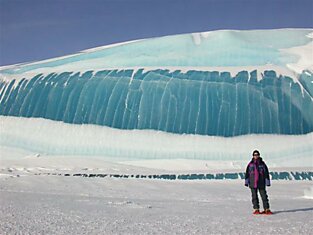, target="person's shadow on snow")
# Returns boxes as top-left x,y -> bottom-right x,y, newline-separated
274,207 -> 313,214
